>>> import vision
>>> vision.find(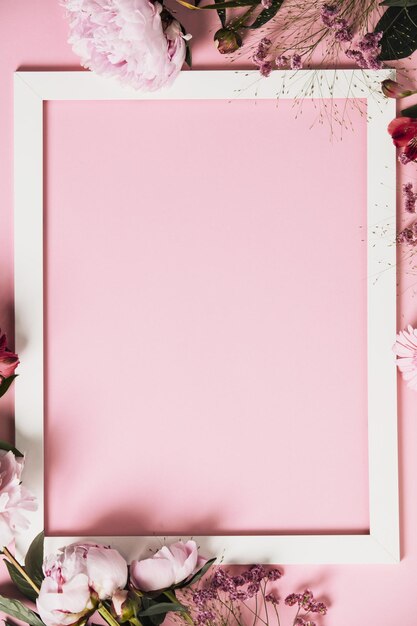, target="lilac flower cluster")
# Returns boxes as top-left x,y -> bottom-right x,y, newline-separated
285,589 -> 327,615
320,4 -> 353,43
397,221 -> 417,246
253,38 -> 273,76
253,38 -> 304,76
191,565 -> 283,624
403,182 -> 417,213
345,31 -> 383,70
